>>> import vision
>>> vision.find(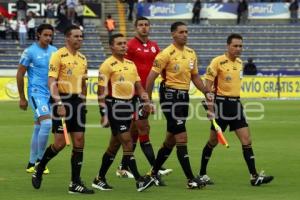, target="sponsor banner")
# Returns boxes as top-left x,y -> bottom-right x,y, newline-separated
241,77 -> 300,98
0,2 -> 101,18
1,76 -> 300,100
249,3 -> 290,19
0,77 -> 26,100
143,2 -> 293,19
277,77 -> 300,98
